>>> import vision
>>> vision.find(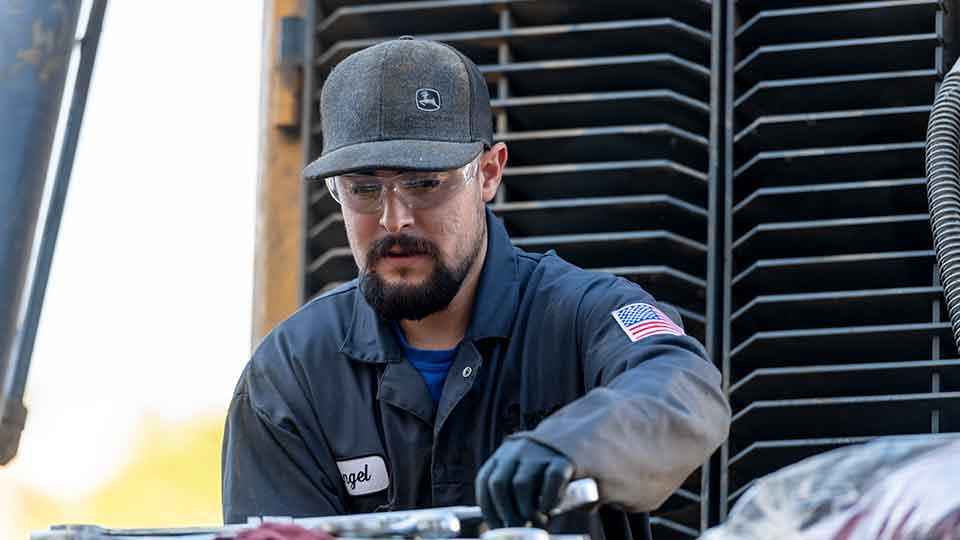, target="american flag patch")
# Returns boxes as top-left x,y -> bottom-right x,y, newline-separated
611,303 -> 685,342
